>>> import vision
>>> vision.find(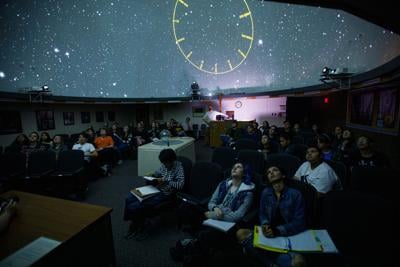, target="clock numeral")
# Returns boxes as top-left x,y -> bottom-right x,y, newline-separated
173,19 -> 180,24
238,49 -> 247,59
227,60 -> 233,70
186,51 -> 192,59
214,63 -> 218,74
178,0 -> 189,8
176,37 -> 185,44
239,11 -> 251,19
241,34 -> 253,41
199,60 -> 204,70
